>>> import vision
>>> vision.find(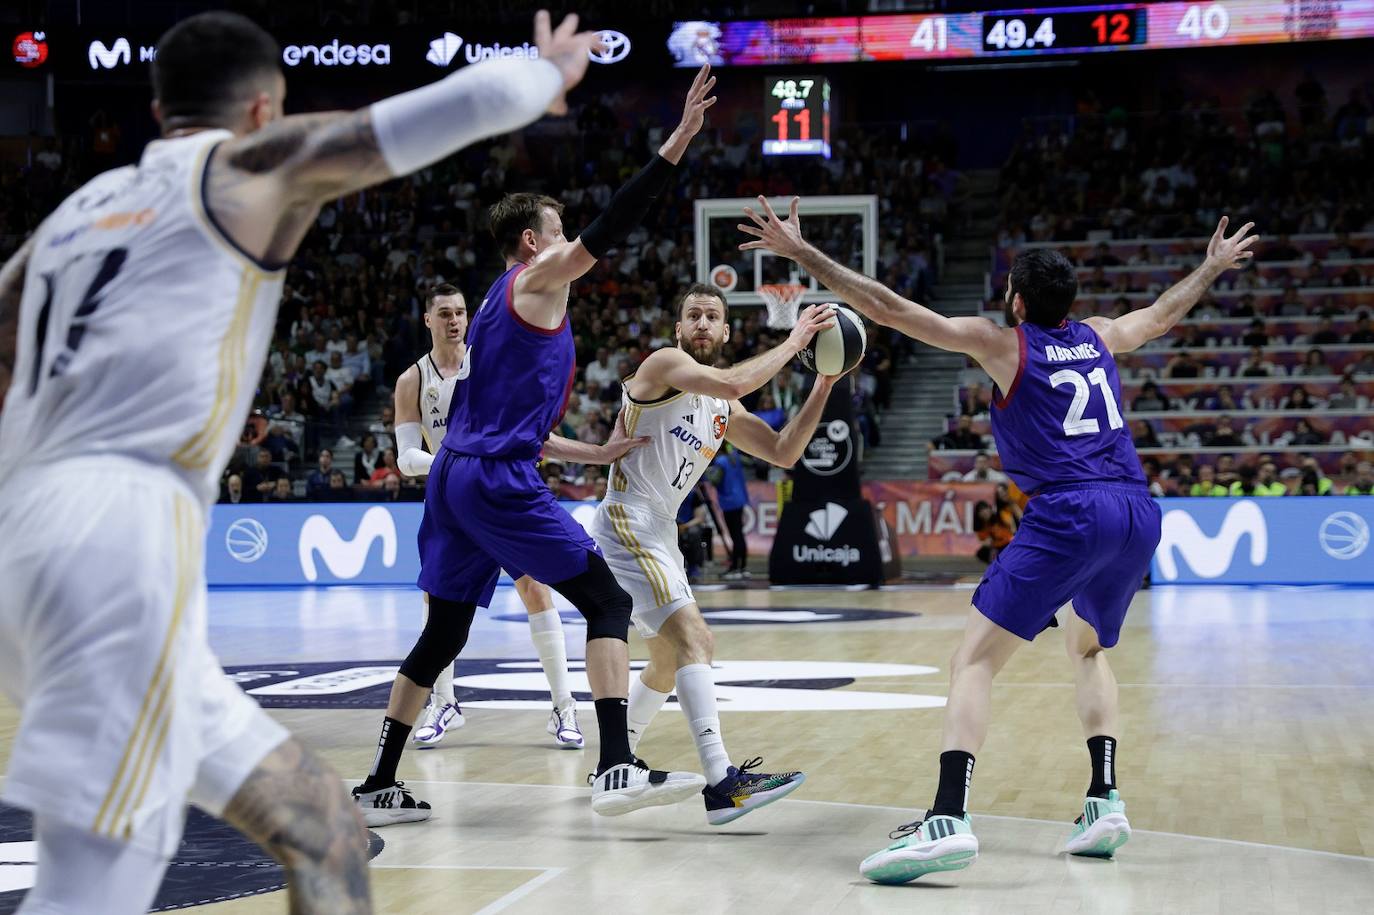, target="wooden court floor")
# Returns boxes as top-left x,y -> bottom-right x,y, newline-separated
2,583 -> 1372,913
